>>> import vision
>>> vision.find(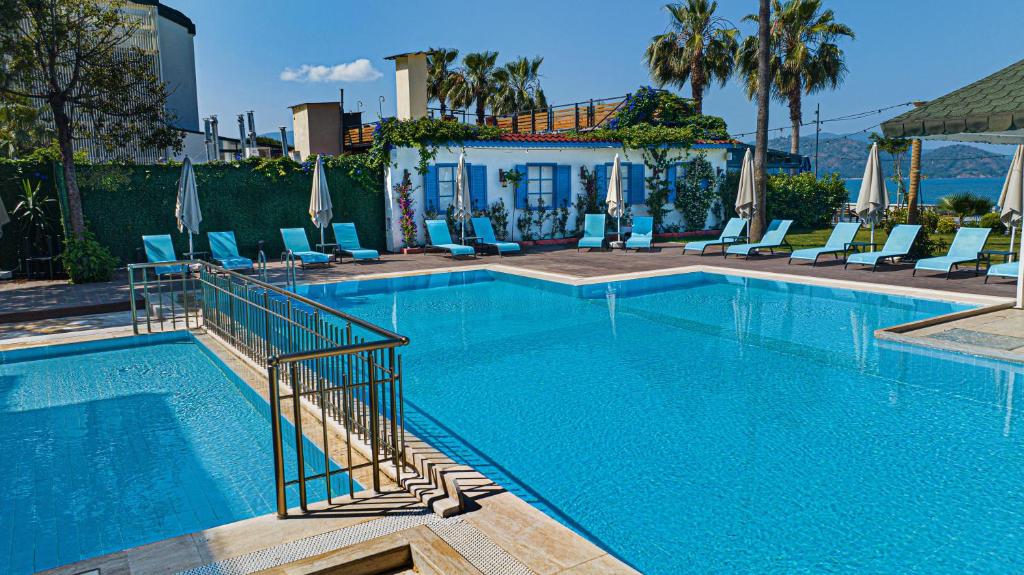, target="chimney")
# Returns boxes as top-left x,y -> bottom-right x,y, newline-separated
385,51 -> 429,120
